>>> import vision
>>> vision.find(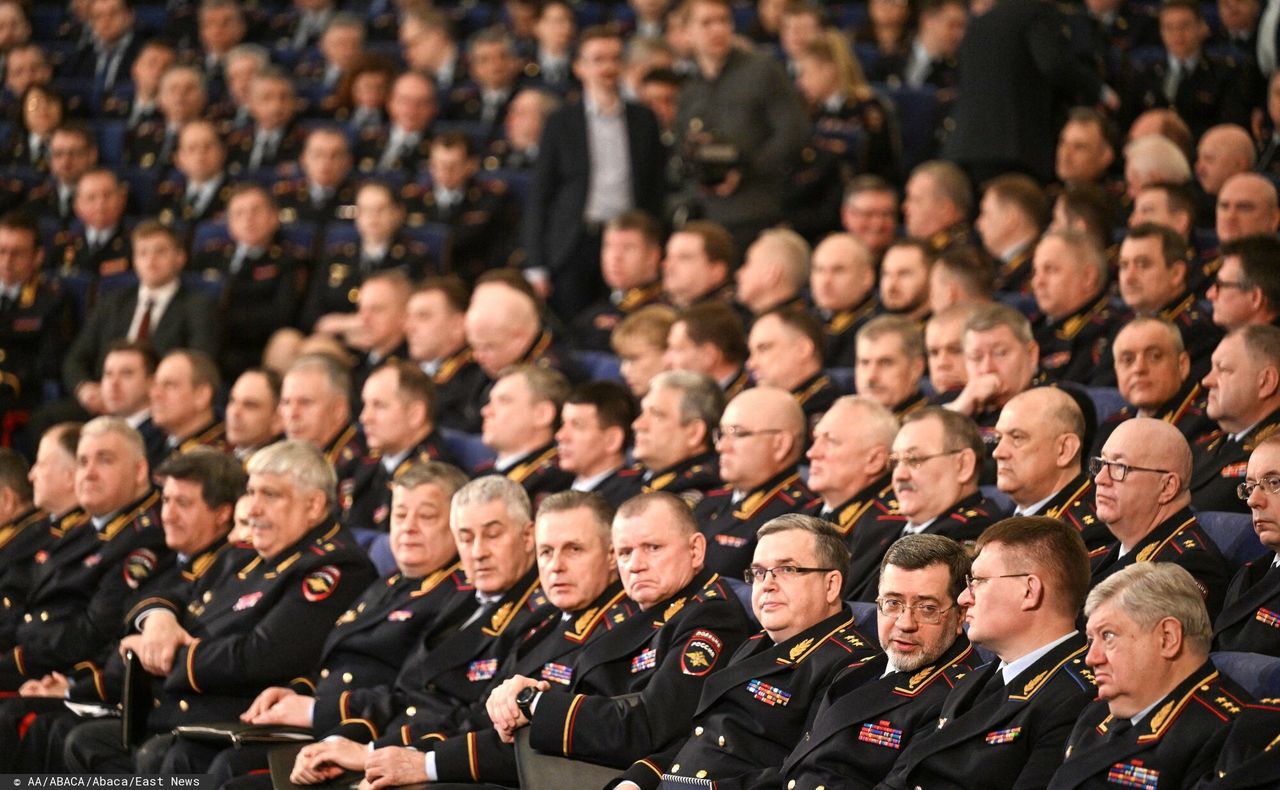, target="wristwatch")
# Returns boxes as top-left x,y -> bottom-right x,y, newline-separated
516,686 -> 538,720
